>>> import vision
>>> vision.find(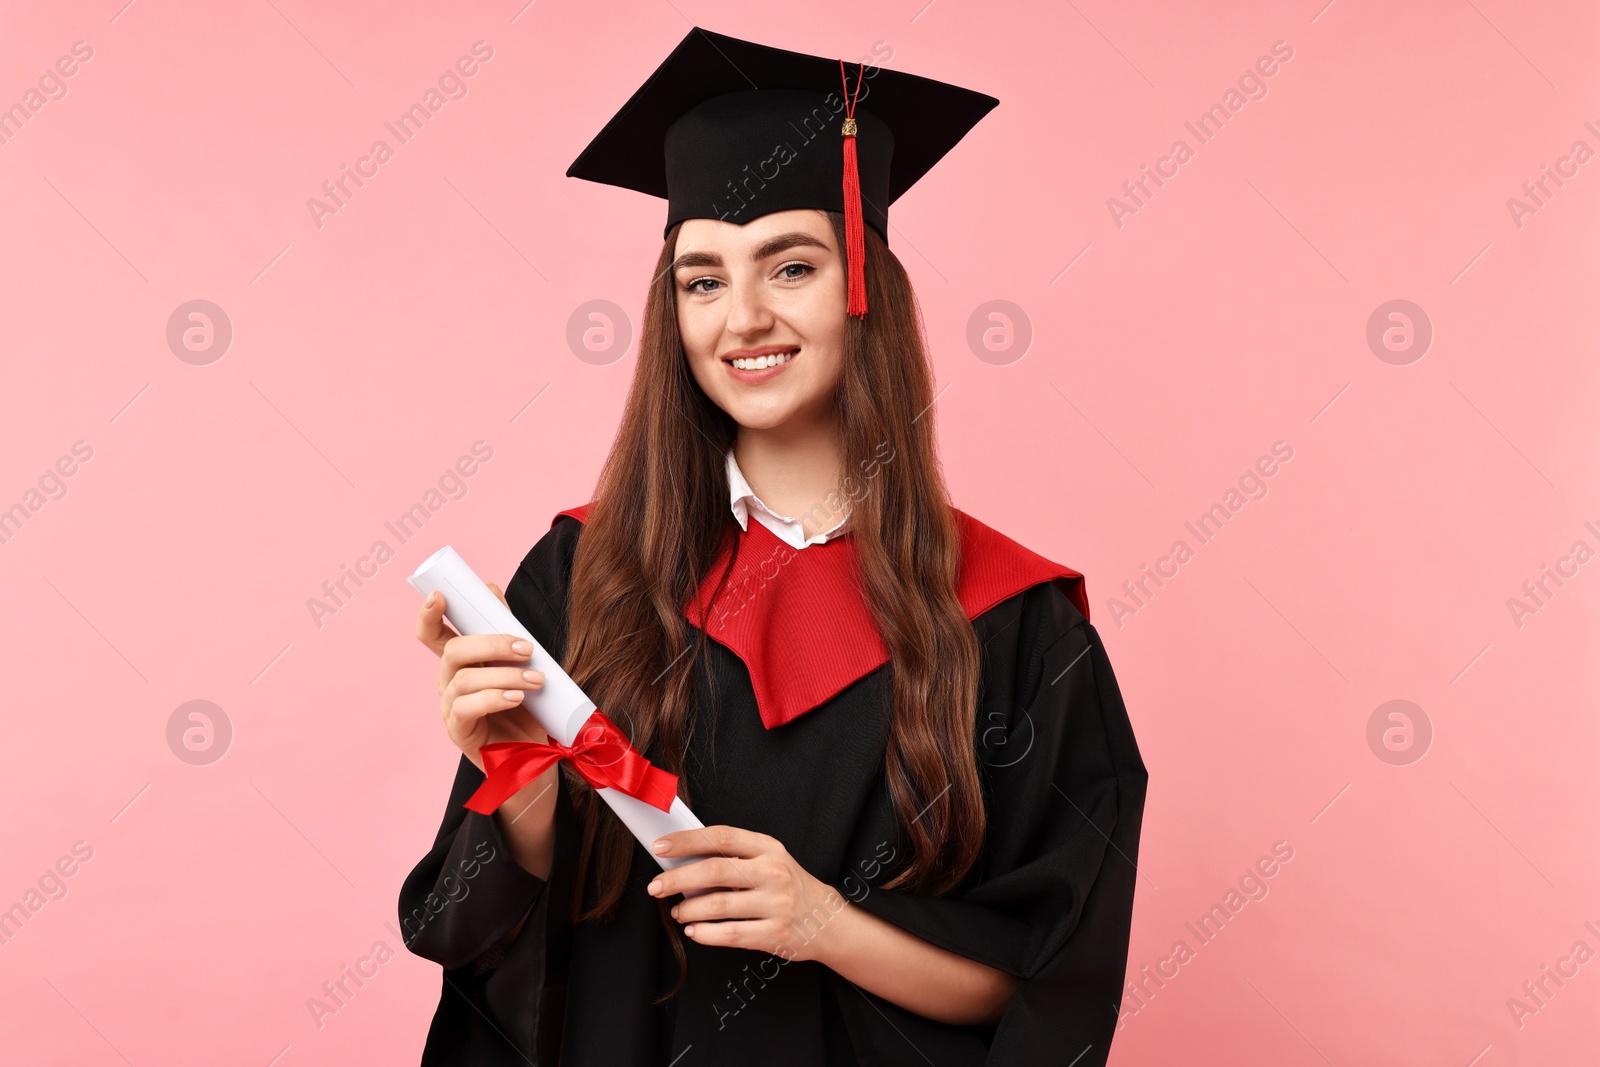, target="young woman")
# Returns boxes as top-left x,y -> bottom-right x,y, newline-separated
400,28 -> 1148,1067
